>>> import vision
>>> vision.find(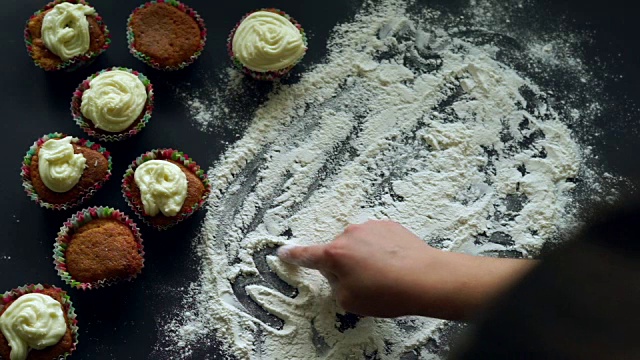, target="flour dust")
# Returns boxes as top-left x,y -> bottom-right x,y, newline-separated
156,0 -> 624,359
